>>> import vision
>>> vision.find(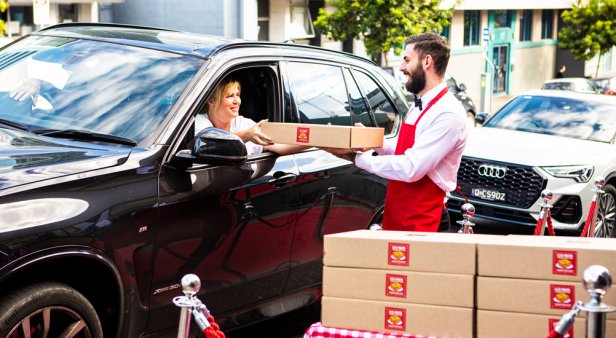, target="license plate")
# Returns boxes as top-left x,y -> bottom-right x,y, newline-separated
471,188 -> 506,201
